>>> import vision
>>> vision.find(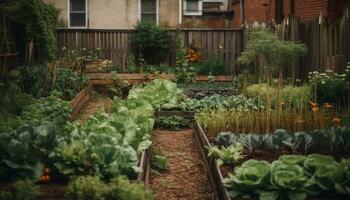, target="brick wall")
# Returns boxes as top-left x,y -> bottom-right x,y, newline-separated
244,0 -> 270,23
293,0 -> 328,21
